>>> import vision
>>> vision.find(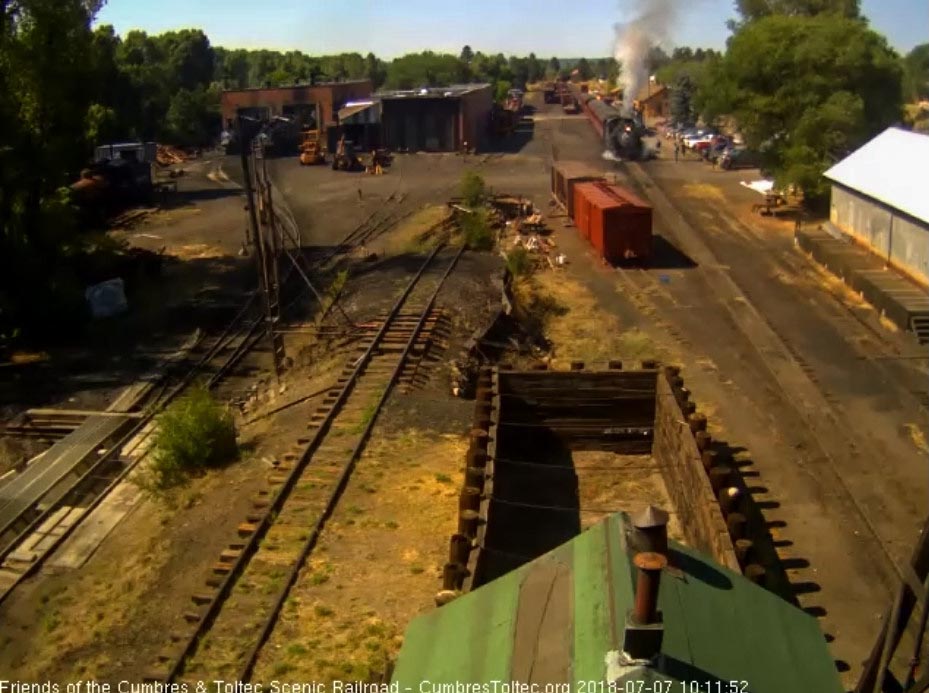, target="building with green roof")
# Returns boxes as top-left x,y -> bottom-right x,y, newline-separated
391,512 -> 843,693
